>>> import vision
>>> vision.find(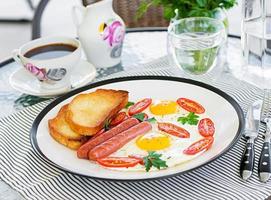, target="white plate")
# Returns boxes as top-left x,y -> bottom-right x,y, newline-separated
9,59 -> 96,97
30,76 -> 244,181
